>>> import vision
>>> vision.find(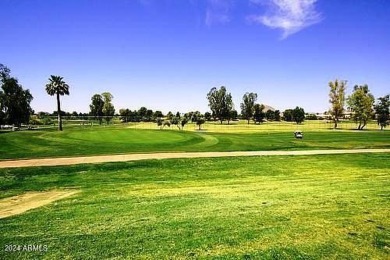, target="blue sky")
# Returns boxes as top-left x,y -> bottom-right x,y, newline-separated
1,0 -> 389,114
